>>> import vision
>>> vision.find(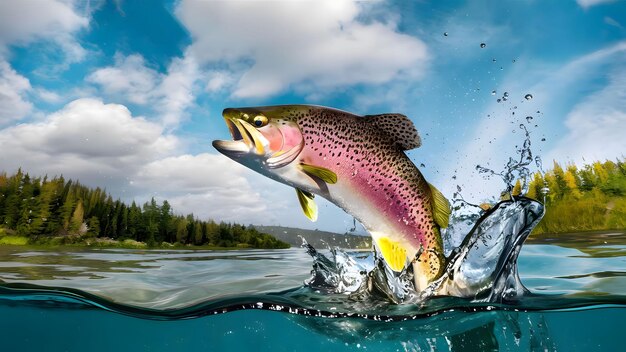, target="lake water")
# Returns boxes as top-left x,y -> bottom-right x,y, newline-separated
0,230 -> 625,351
